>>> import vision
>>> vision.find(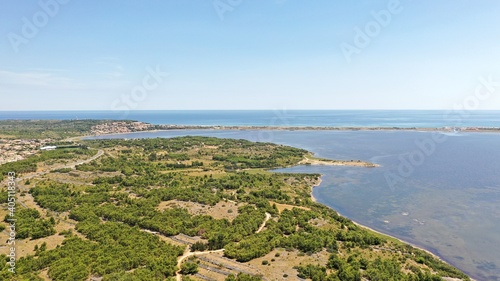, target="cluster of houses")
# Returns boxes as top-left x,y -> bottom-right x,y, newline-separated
0,138 -> 54,165
90,121 -> 154,135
